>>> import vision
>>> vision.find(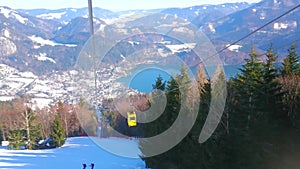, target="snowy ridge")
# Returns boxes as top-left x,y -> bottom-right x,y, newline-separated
34,53 -> 56,63
226,44 -> 243,52
36,12 -> 66,20
166,43 -> 196,54
0,7 -> 28,24
28,35 -> 77,47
